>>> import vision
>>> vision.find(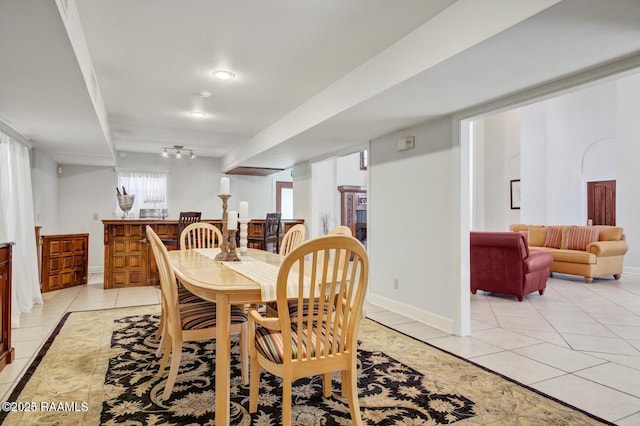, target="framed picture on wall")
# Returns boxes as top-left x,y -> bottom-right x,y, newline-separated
510,179 -> 521,209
